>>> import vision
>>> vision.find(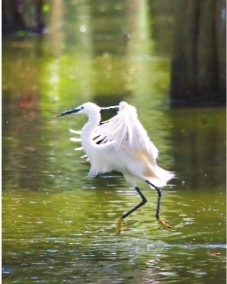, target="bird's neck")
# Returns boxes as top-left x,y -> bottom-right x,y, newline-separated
81,111 -> 101,153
